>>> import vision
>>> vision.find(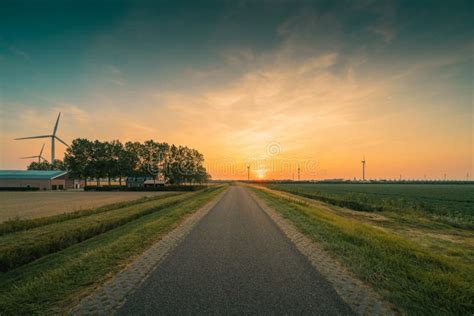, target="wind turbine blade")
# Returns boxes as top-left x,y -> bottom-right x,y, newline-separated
53,112 -> 61,135
55,136 -> 70,148
20,156 -> 38,159
39,143 -> 45,156
15,135 -> 52,140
